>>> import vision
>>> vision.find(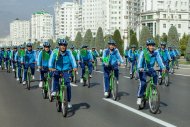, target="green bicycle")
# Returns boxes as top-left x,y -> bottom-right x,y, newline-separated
130,64 -> 137,80
169,62 -> 174,74
7,60 -> 11,73
109,69 -> 118,101
14,63 -> 18,78
158,70 -> 169,86
83,63 -> 90,88
93,60 -> 97,71
19,64 -> 24,83
42,72 -> 51,99
26,67 -> 32,90
71,70 -> 77,83
55,71 -> 68,117
1,59 -> 5,70
138,70 -> 160,114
